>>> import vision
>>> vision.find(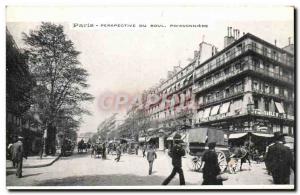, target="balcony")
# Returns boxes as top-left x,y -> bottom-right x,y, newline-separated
193,69 -> 244,93
197,90 -> 244,109
252,89 -> 294,102
194,43 -> 294,82
193,64 -> 294,94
